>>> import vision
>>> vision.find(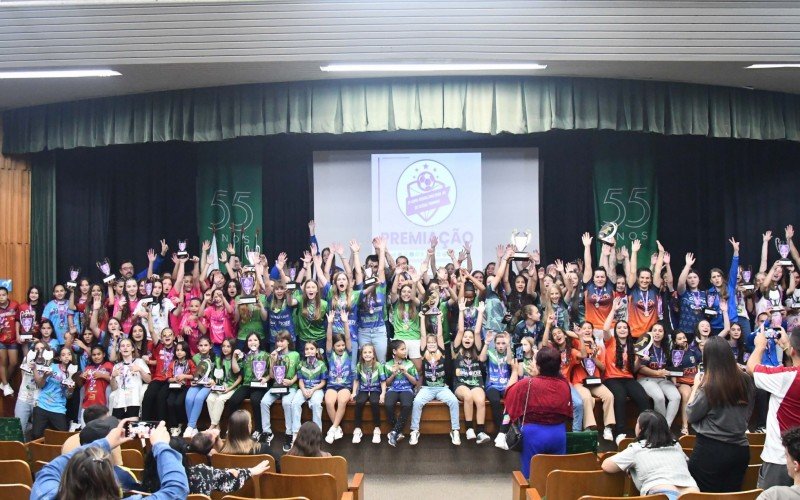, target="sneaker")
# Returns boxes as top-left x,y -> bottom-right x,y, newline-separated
260,432 -> 273,445
476,432 -> 490,444
183,426 -> 194,438
325,427 -> 336,444
170,426 -> 181,437
1,383 -> 11,396
372,428 -> 381,444
494,432 -> 508,450
352,428 -> 363,444
603,426 -> 614,442
396,433 -> 405,442
334,426 -> 344,441
450,430 -> 461,446
69,422 -> 81,432
615,433 -> 627,446
388,431 -> 398,447
465,428 -> 476,440
409,430 -> 420,445
251,431 -> 261,441
282,434 -> 293,452
190,427 -> 199,438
